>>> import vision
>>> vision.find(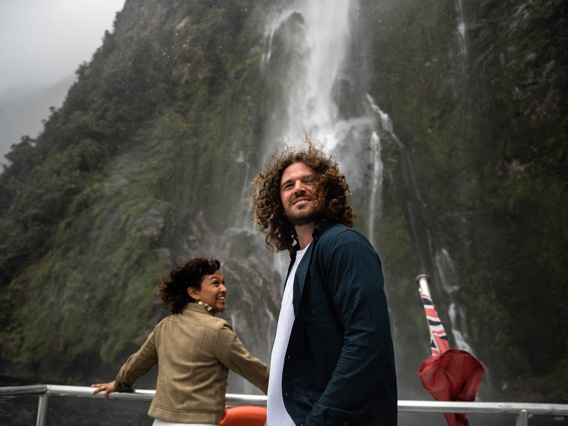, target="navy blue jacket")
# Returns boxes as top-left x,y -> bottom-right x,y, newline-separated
282,222 -> 397,425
